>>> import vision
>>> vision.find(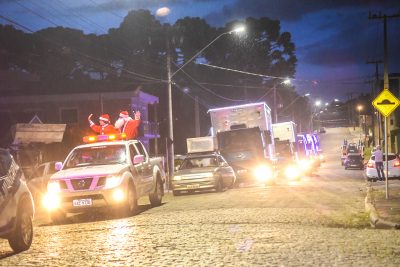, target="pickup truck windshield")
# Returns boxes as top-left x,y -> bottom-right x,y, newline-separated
64,145 -> 127,169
